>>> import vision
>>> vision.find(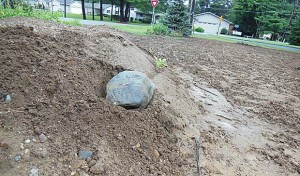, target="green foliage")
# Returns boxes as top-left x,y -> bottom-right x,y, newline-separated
140,17 -> 152,24
220,27 -> 228,34
155,58 -> 167,68
162,0 -> 191,36
289,17 -> 300,46
229,0 -> 300,39
0,6 -> 82,27
169,31 -> 182,37
59,19 -> 82,26
0,6 -> 60,21
195,26 -> 205,32
147,23 -> 169,35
